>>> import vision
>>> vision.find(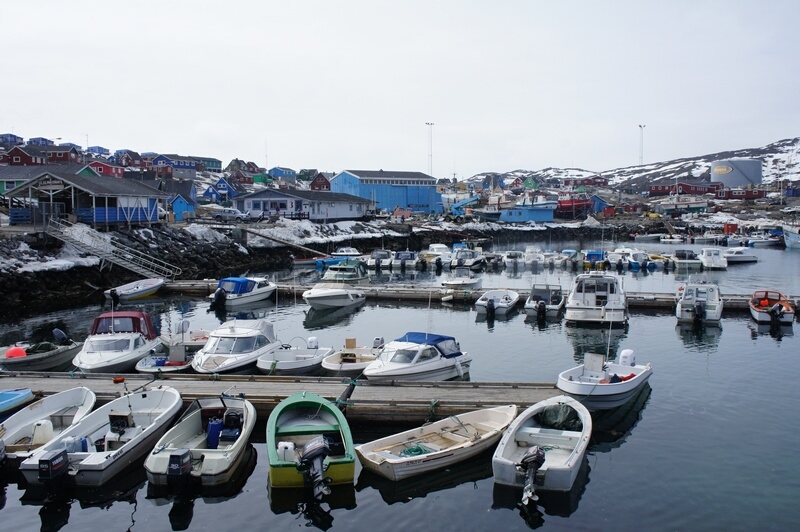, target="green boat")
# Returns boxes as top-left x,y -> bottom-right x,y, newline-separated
266,391 -> 355,496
